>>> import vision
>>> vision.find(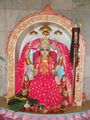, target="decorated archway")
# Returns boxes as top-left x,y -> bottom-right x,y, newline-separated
7,6 -> 85,106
